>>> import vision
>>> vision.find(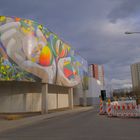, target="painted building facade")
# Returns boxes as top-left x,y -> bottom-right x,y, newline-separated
0,16 -> 88,89
0,16 -> 89,113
